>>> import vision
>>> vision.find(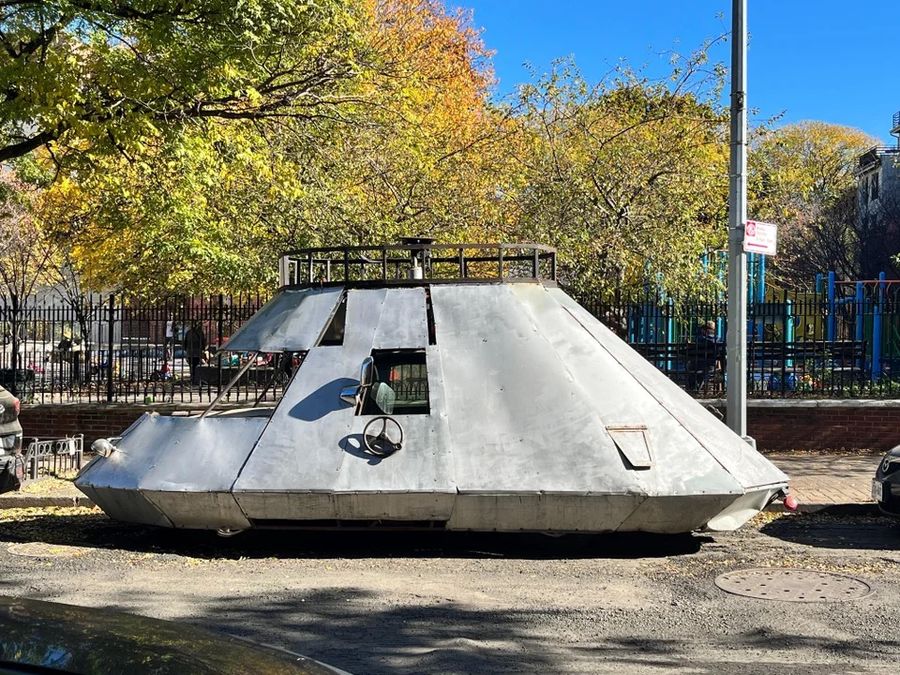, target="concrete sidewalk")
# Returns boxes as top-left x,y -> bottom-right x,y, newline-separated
767,451 -> 882,512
